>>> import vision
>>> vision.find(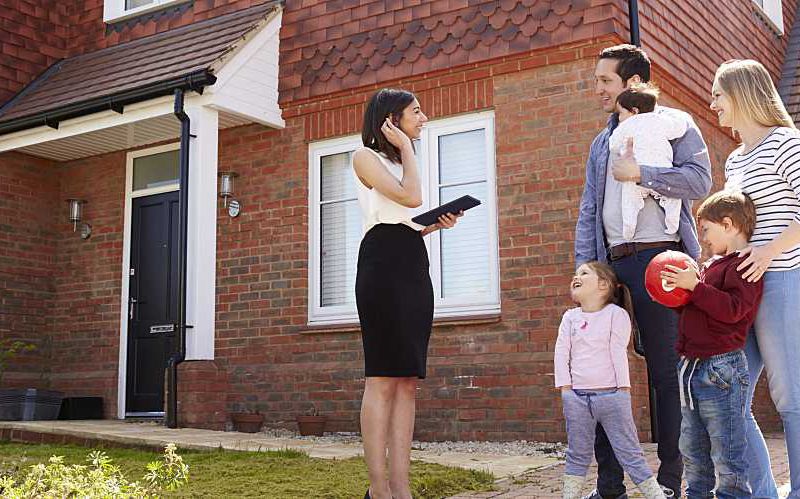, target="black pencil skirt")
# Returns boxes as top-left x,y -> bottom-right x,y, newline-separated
355,223 -> 434,379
